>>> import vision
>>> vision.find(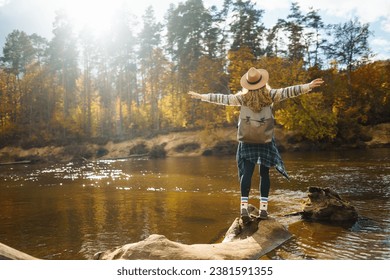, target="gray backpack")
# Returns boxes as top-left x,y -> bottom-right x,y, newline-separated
237,105 -> 274,144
